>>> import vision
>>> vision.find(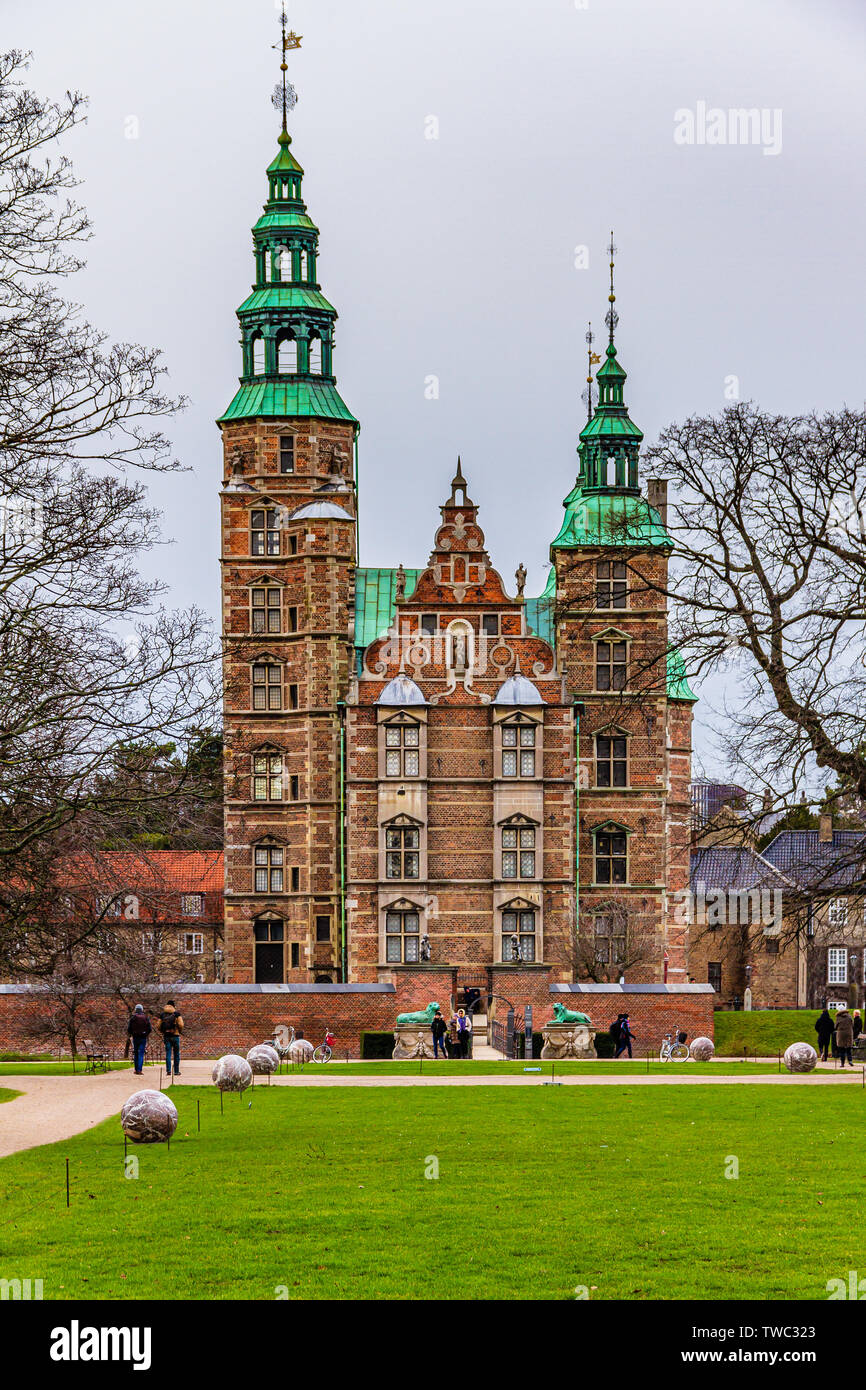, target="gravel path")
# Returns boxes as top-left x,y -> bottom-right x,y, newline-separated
0,1059 -> 860,1158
